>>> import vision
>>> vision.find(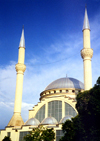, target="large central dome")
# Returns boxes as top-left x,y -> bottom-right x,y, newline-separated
45,77 -> 84,91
